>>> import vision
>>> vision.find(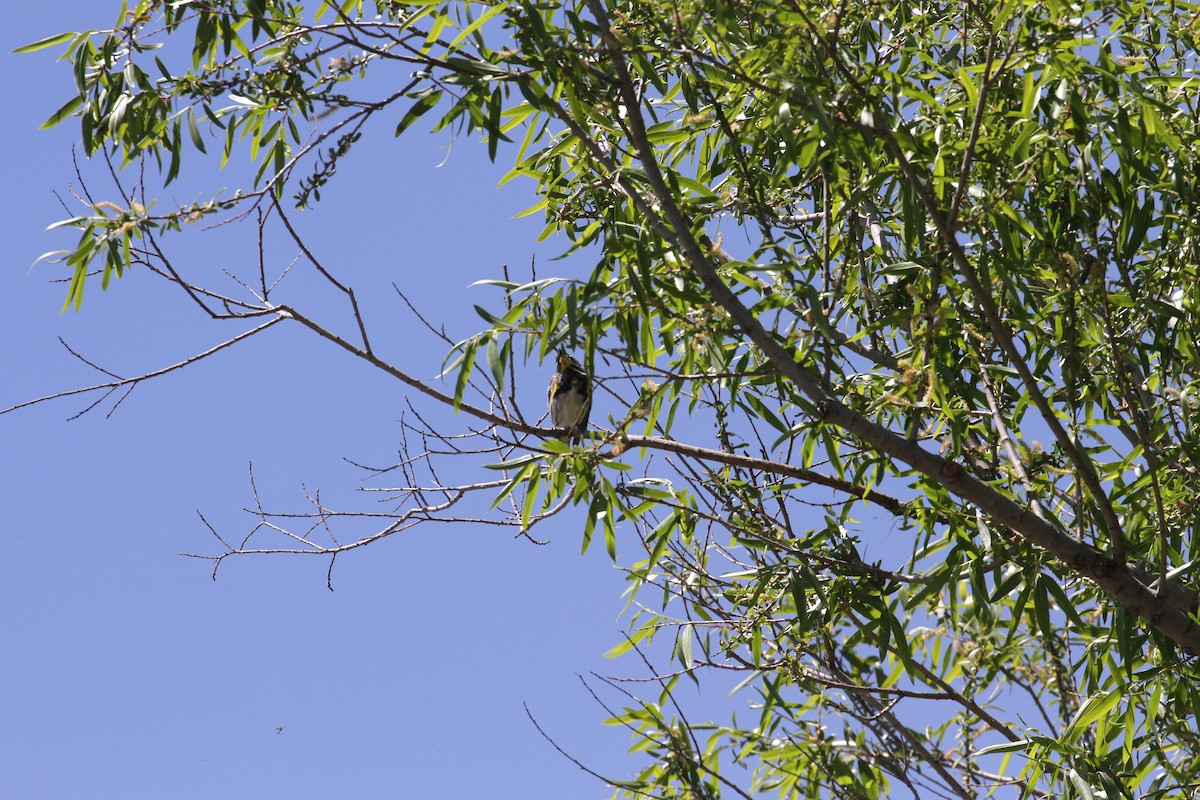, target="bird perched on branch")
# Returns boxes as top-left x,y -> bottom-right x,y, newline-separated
548,349 -> 592,443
